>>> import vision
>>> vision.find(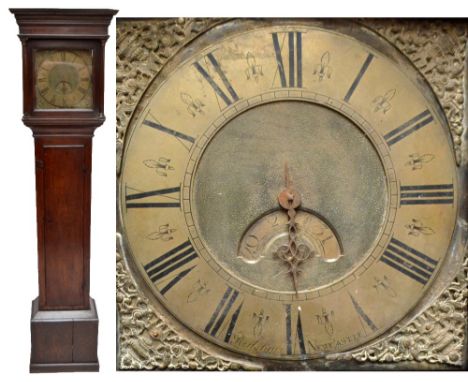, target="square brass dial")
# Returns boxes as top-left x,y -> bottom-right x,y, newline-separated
116,18 -> 467,371
34,49 -> 93,110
